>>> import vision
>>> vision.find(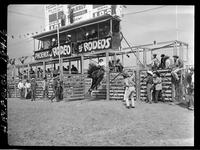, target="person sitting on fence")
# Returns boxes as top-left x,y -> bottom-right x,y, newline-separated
30,78 -> 37,101
151,54 -> 160,71
42,77 -> 49,100
122,71 -> 136,109
18,79 -> 24,99
71,65 -> 78,74
116,59 -> 124,72
153,71 -> 162,103
159,54 -> 166,69
171,55 -> 184,82
146,71 -> 154,104
25,79 -> 31,99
